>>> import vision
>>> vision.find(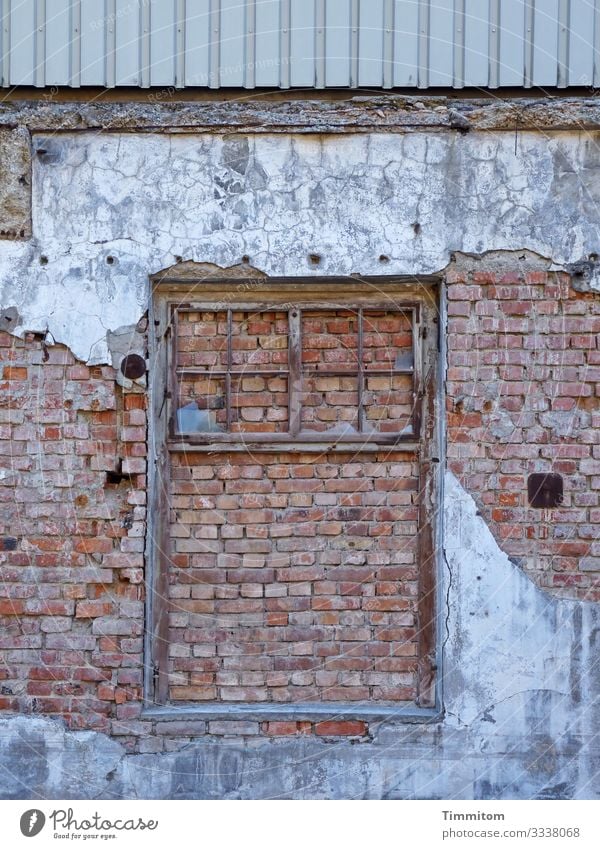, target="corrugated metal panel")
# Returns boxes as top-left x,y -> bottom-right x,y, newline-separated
0,0 -> 598,88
